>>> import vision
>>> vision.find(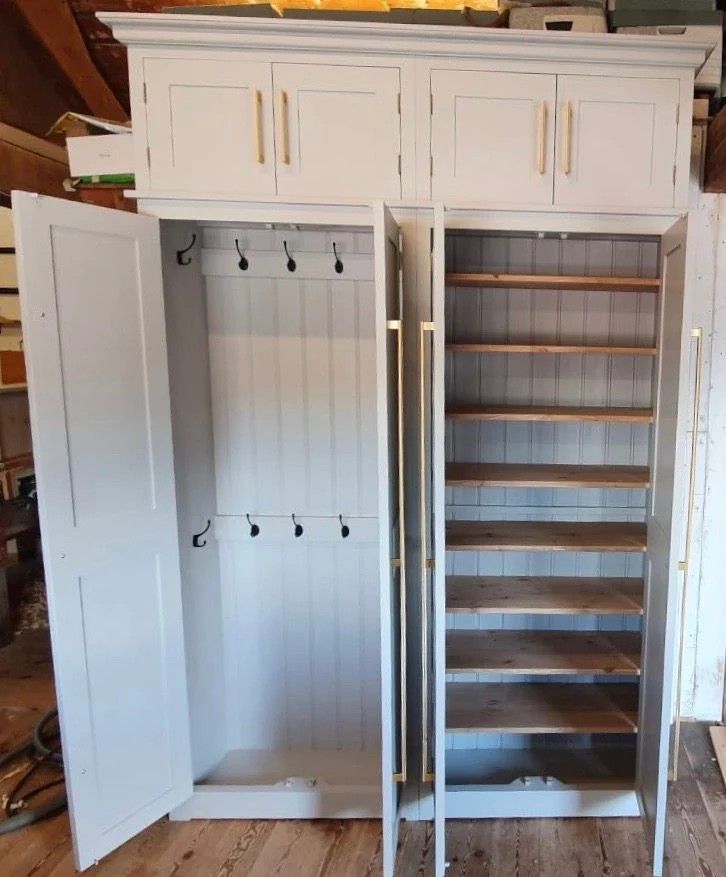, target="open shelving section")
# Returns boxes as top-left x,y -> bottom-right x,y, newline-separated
440,229 -> 660,804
